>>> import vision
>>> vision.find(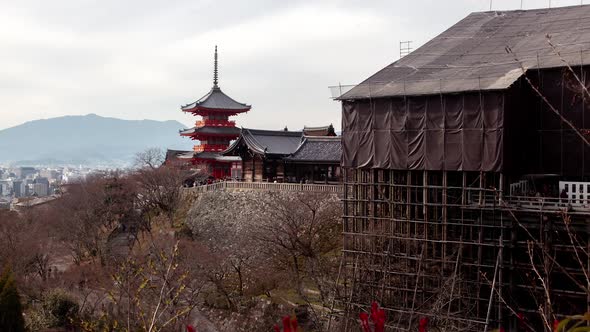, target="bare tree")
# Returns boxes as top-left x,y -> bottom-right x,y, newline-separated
134,147 -> 165,170
54,173 -> 138,265
79,240 -> 203,332
132,166 -> 206,227
256,192 -> 341,302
